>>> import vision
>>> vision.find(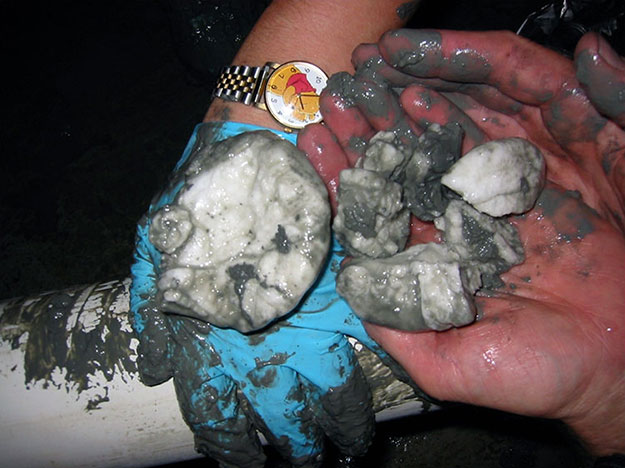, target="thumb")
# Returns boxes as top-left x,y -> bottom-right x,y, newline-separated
575,32 -> 625,128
